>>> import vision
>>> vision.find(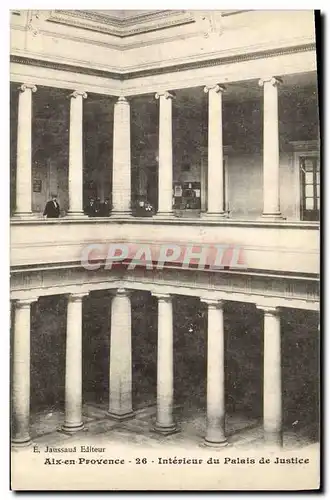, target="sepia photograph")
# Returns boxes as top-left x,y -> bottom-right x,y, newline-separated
9,7 -> 320,491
